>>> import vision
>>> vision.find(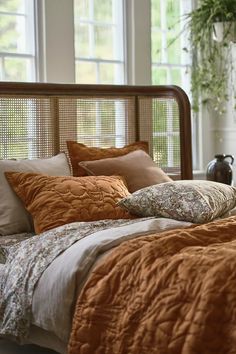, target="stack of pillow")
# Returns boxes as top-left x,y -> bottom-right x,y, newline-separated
2,141 -> 170,236
2,140 -> 236,241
